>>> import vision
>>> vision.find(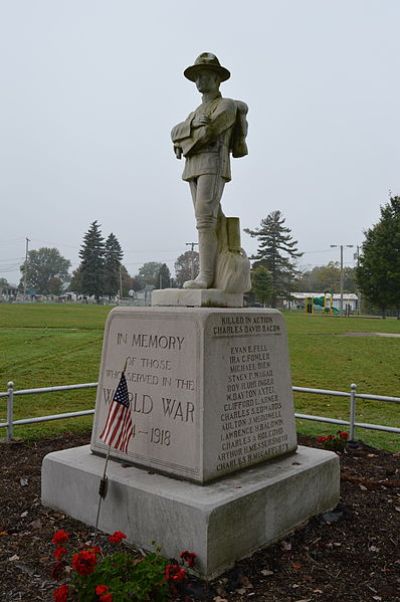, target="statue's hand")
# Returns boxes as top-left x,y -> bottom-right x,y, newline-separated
192,115 -> 210,128
174,146 -> 182,159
